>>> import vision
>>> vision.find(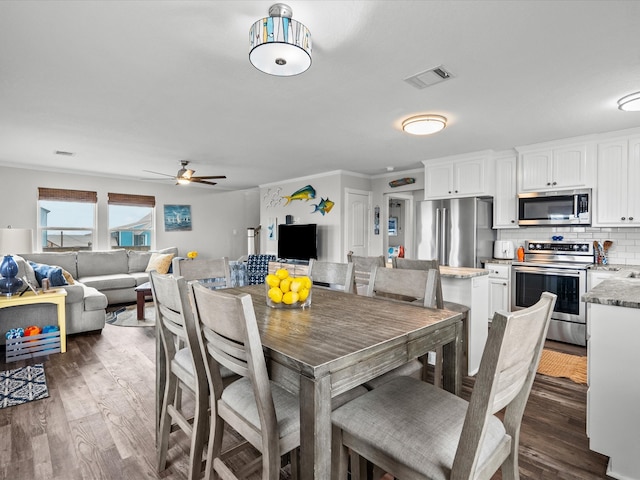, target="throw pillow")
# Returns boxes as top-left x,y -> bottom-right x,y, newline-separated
28,261 -> 69,287
62,269 -> 75,285
145,253 -> 175,274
